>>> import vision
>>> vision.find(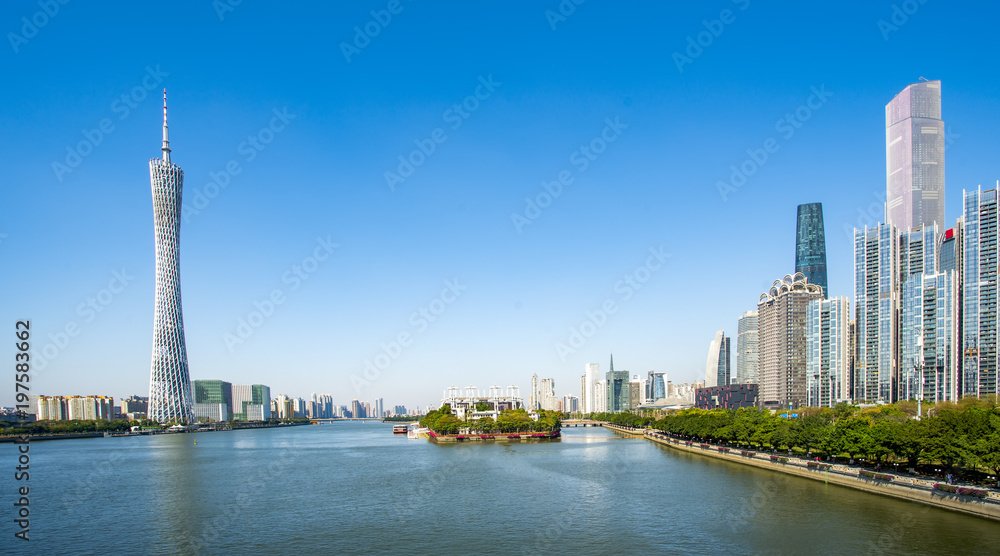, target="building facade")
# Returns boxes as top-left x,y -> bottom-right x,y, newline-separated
193,380 -> 233,421
695,384 -> 759,410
